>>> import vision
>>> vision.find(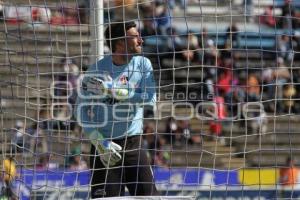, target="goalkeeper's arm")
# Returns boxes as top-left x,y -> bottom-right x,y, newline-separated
120,60 -> 156,106
74,79 -> 122,167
